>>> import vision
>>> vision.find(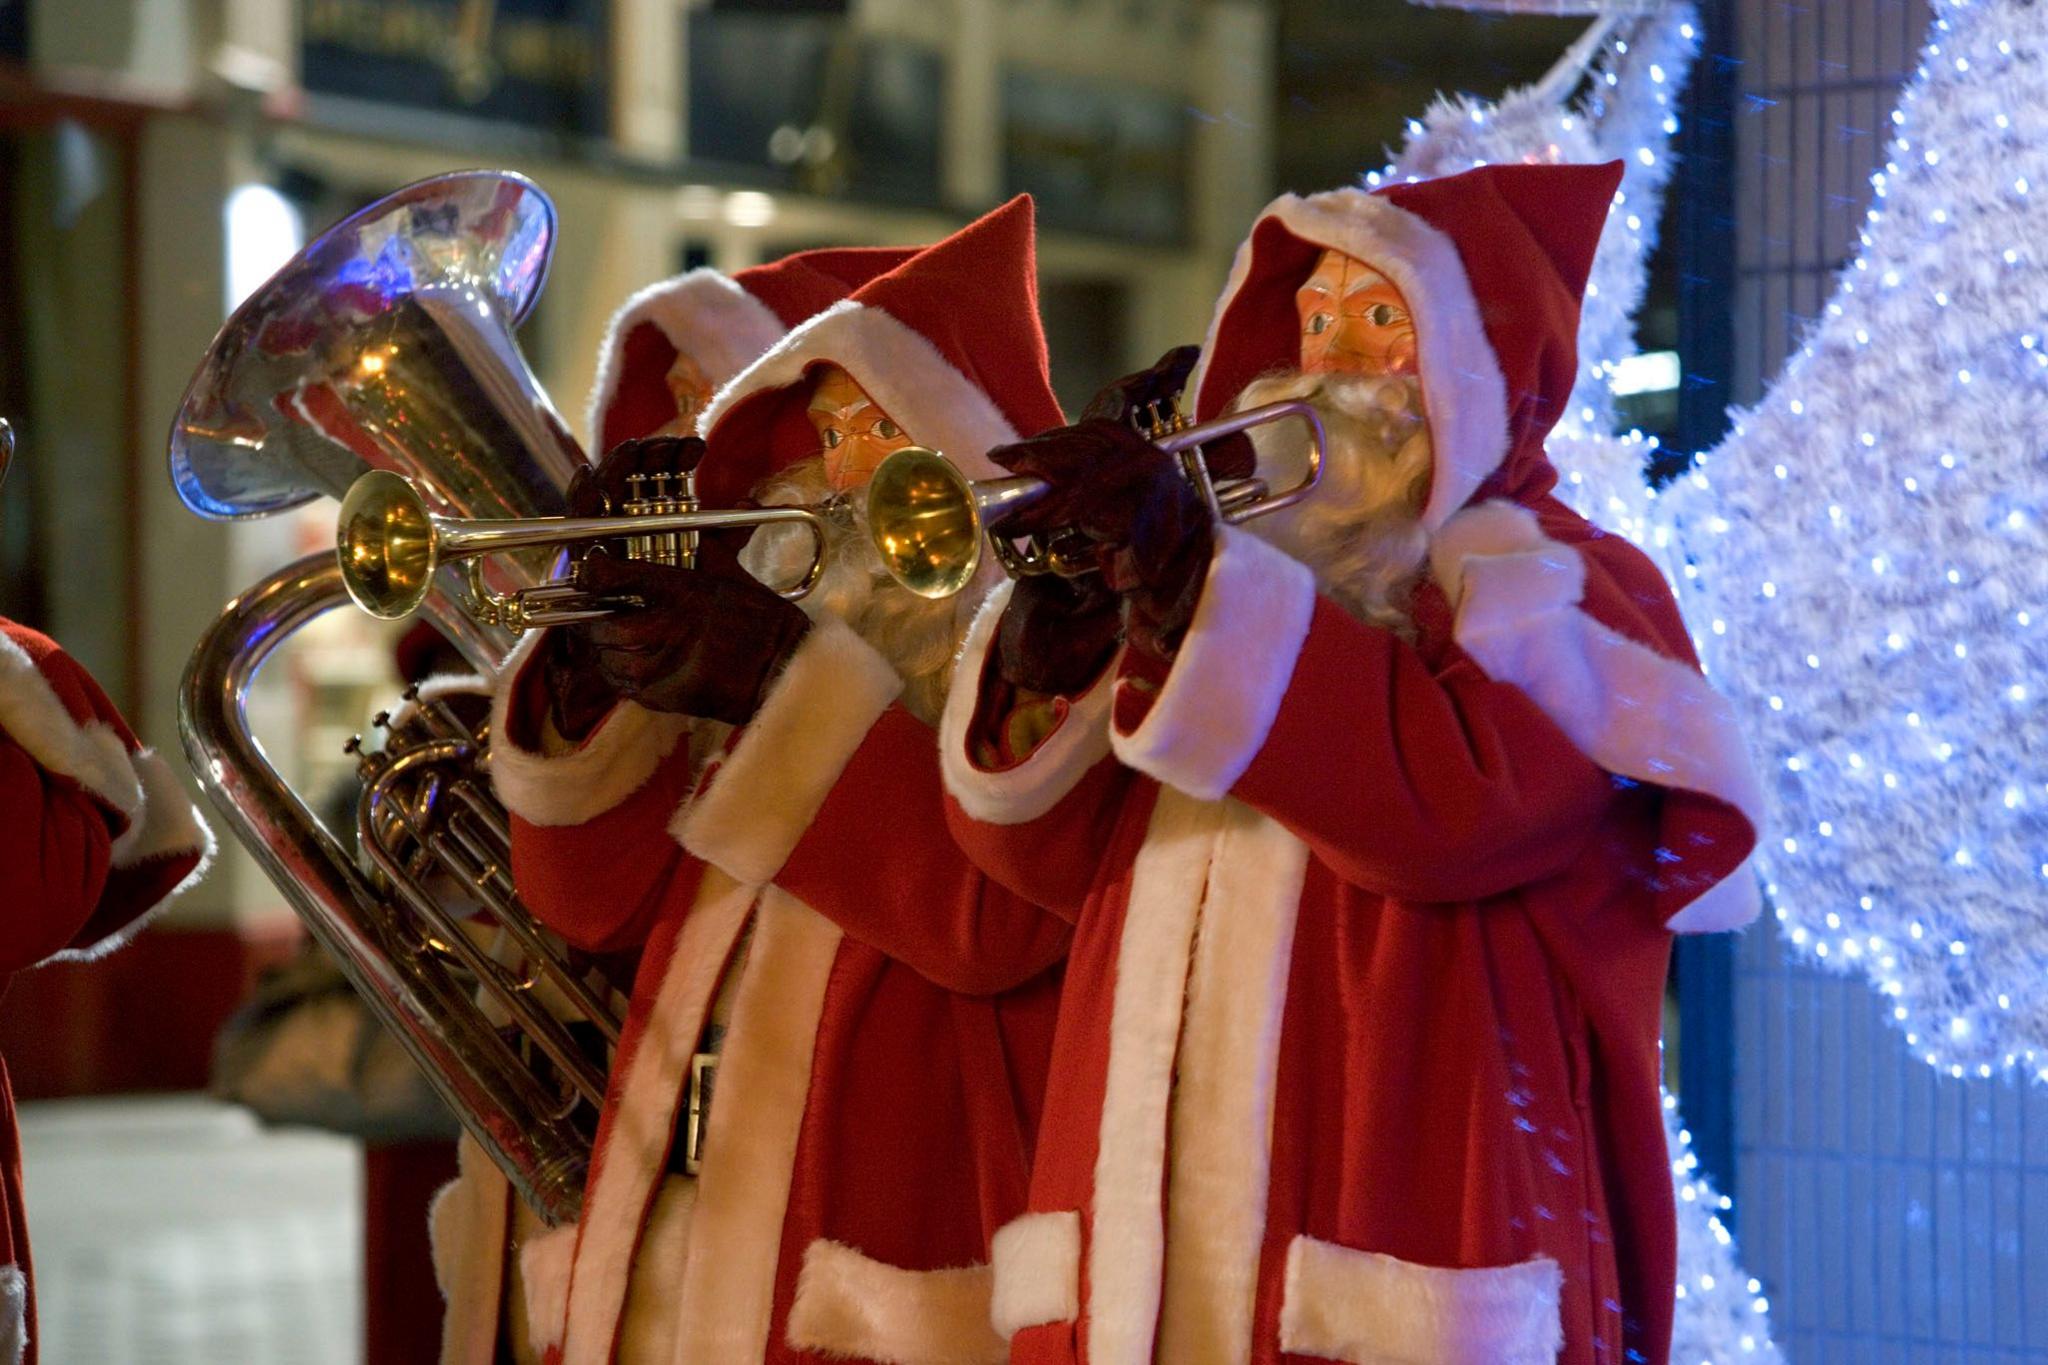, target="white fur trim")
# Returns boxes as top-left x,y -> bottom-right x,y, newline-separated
1278,1236 -> 1563,1365
1110,528 -> 1315,803
1086,789 -> 1232,1365
1155,805 -> 1309,1364
1188,189 -> 1511,532
614,1177 -> 697,1362
487,633 -> 691,828
0,630 -> 143,817
675,616 -> 902,885
786,1239 -> 1006,1365
585,269 -> 786,449
670,890 -> 842,1360
699,298 -> 1016,485
1430,501 -> 1764,930
559,871 -> 754,1364
989,1212 -> 1081,1339
938,582 -> 1115,824
42,747 -> 219,964
430,1138 -> 511,1365
519,1224 -> 577,1358
0,1264 -> 24,1365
